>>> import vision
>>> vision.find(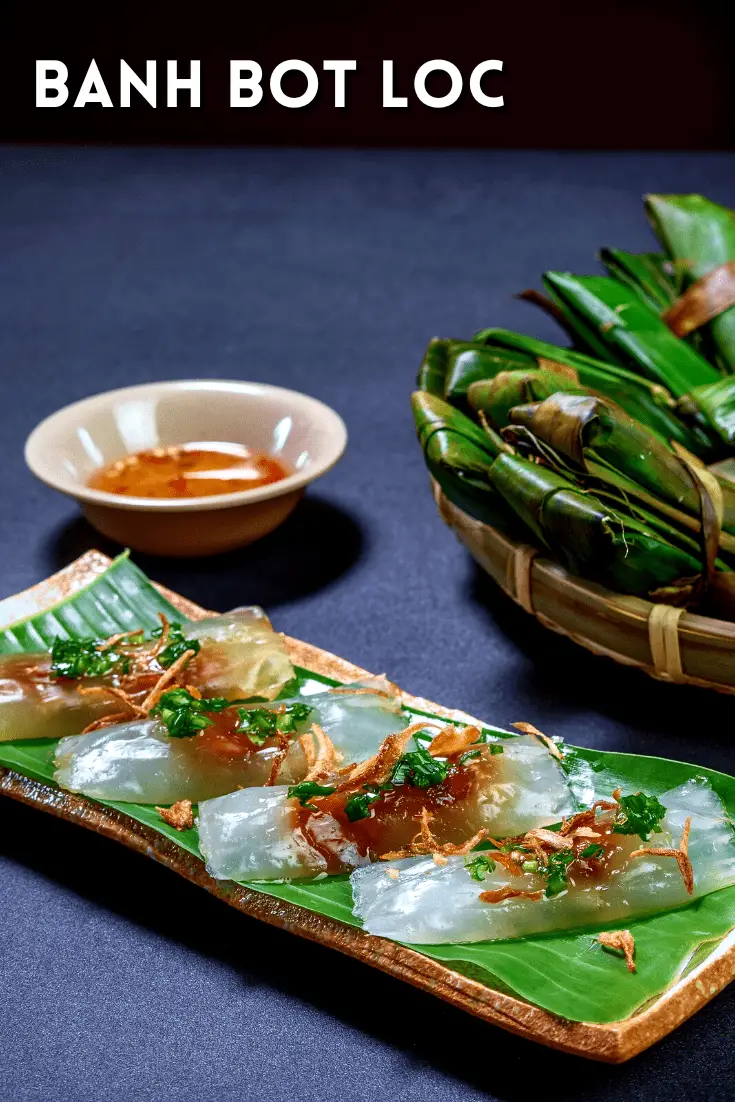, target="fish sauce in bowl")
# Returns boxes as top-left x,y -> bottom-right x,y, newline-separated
88,443 -> 291,500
